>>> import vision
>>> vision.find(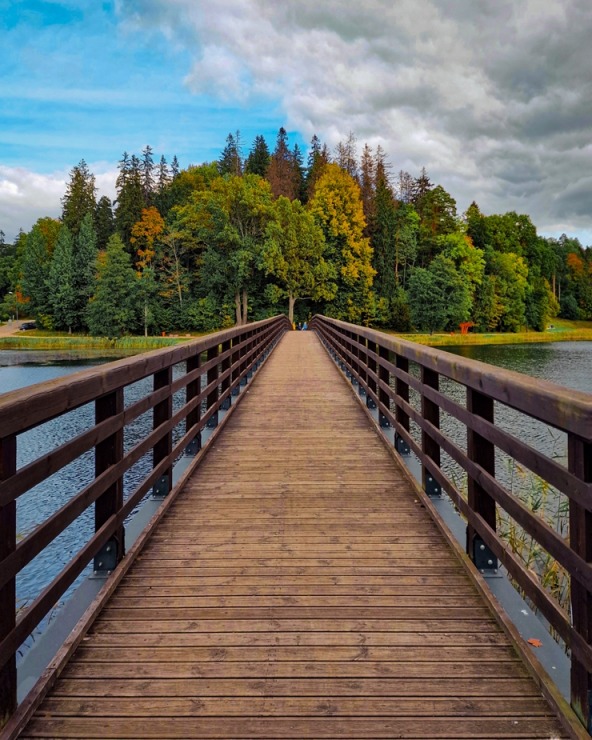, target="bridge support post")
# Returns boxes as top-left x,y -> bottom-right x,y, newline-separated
206,344 -> 220,428
378,345 -> 390,428
568,433 -> 592,732
466,389 -> 497,572
421,367 -> 441,496
185,353 -> 201,456
94,389 -> 125,571
394,354 -> 410,455
0,434 -> 16,727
